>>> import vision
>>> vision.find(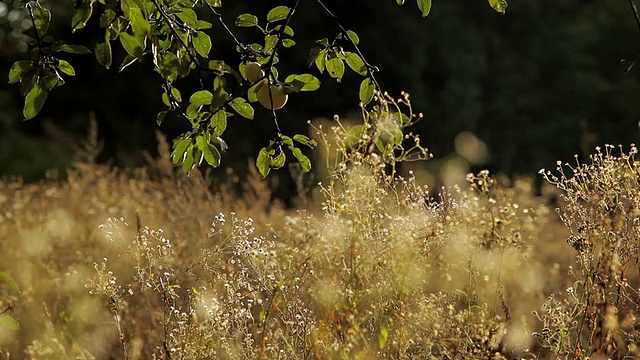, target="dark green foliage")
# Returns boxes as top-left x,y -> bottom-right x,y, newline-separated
7,0 -> 505,176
